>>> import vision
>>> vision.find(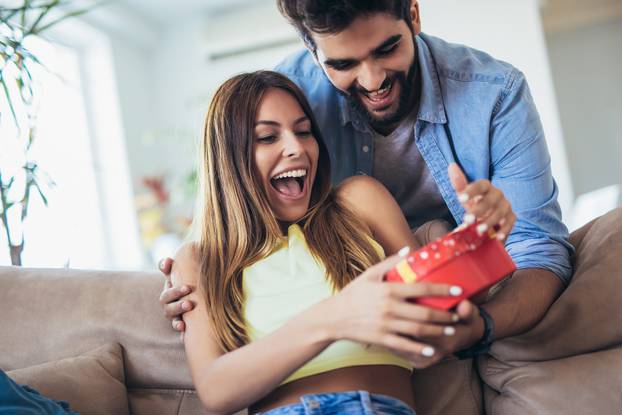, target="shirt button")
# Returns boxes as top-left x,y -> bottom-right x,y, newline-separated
307,399 -> 320,409
362,145 -> 370,153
